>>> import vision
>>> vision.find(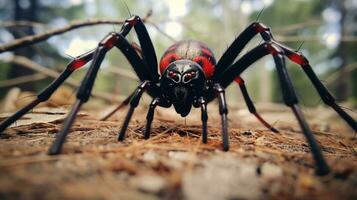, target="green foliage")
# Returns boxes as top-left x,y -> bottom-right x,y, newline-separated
0,62 -> 10,98
254,0 -> 324,27
0,62 -> 10,81
352,69 -> 357,103
38,4 -> 85,23
0,1 -> 86,95
250,0 -> 337,106
271,63 -> 320,106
